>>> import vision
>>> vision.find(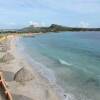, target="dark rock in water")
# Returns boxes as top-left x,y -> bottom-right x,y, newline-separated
1,52 -> 15,62
86,77 -> 100,87
14,67 -> 34,82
